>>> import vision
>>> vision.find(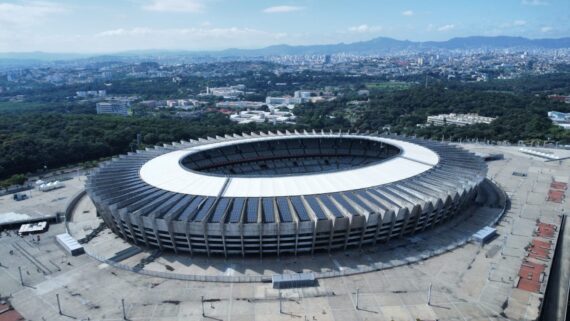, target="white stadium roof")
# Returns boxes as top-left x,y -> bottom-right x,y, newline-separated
139,135 -> 439,197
